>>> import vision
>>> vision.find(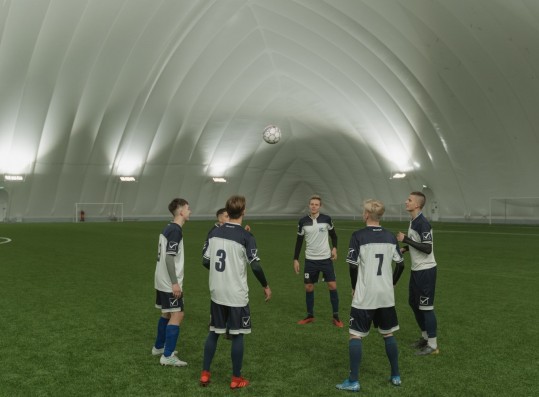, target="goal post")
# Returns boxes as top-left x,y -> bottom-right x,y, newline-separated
75,203 -> 124,222
489,197 -> 539,225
